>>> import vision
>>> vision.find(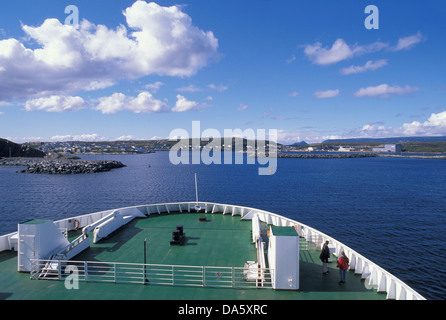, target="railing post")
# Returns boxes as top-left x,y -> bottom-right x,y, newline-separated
144,264 -> 150,285
232,267 -> 235,288
142,264 -> 145,284
30,259 -> 35,278
84,261 -> 88,281
202,266 -> 205,287
172,265 -> 175,286
58,260 -> 62,280
30,259 -> 35,277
